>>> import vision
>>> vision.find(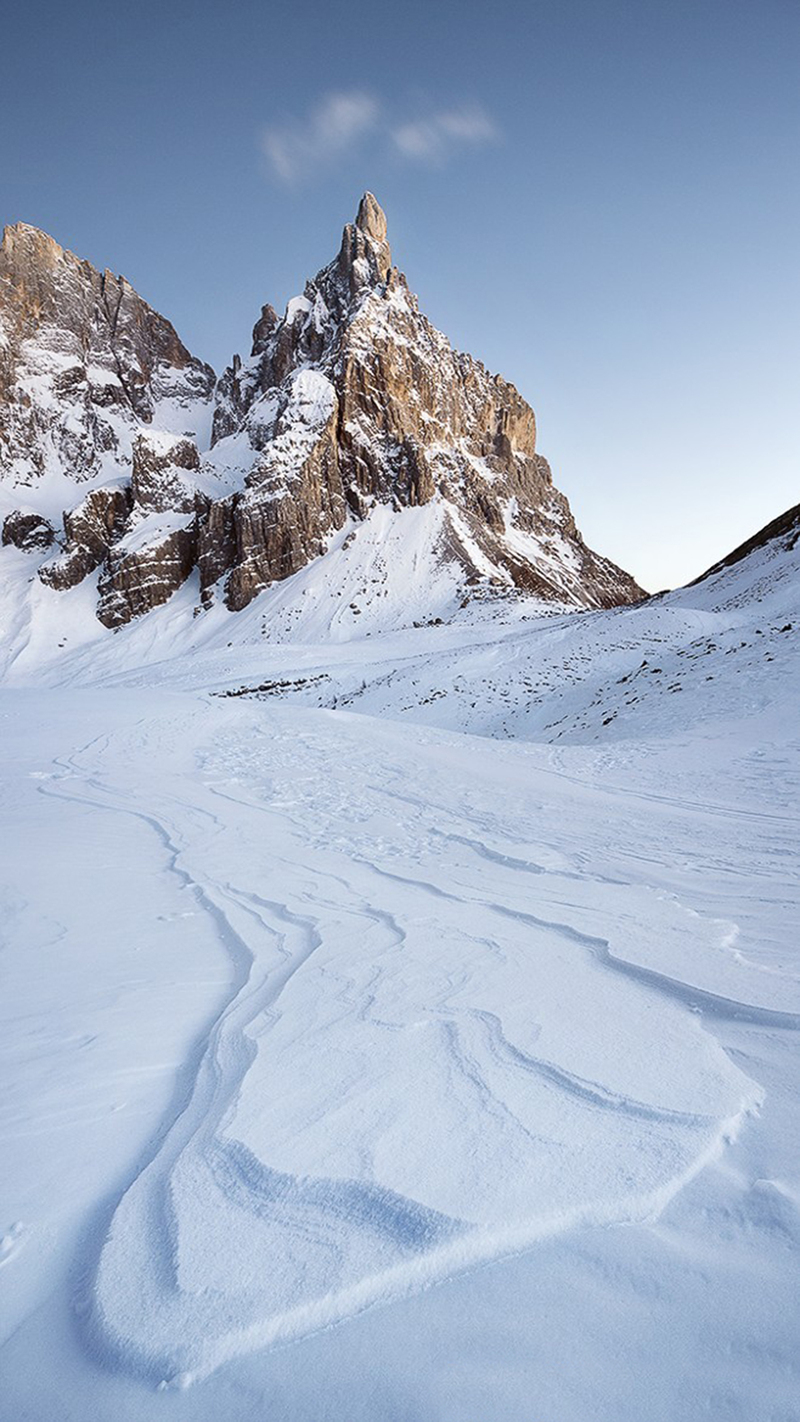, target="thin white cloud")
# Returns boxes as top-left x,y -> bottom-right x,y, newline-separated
261,92 -> 500,184
262,91 -> 381,184
392,106 -> 499,163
